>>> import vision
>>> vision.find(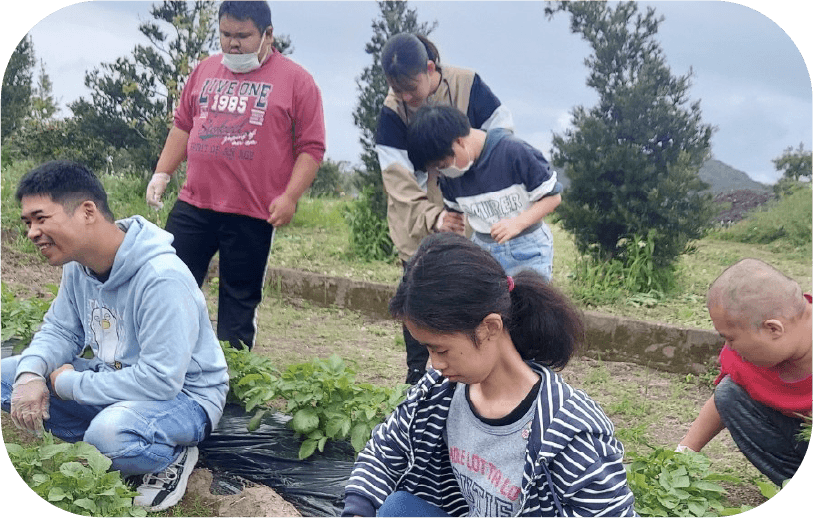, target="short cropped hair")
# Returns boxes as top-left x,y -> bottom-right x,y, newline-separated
16,160 -> 115,222
406,104 -> 471,172
219,1 -> 272,32
708,258 -> 805,327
